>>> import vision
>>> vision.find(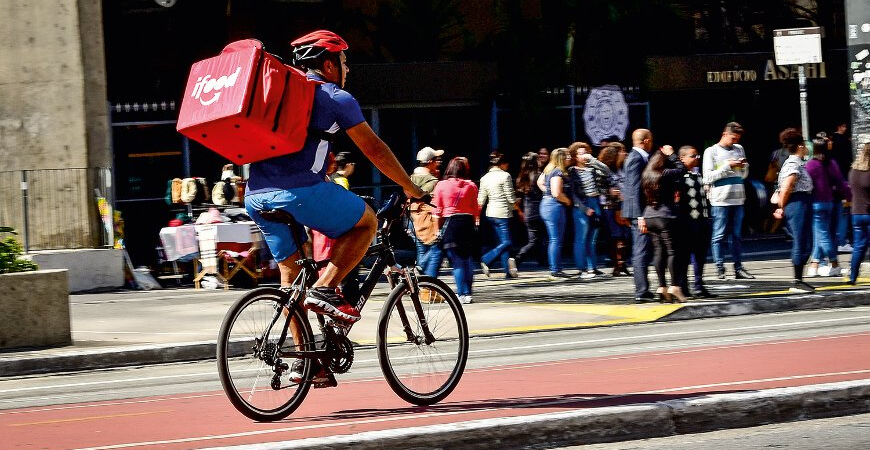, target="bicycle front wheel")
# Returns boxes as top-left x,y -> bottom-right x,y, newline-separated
377,276 -> 469,405
216,288 -> 313,421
